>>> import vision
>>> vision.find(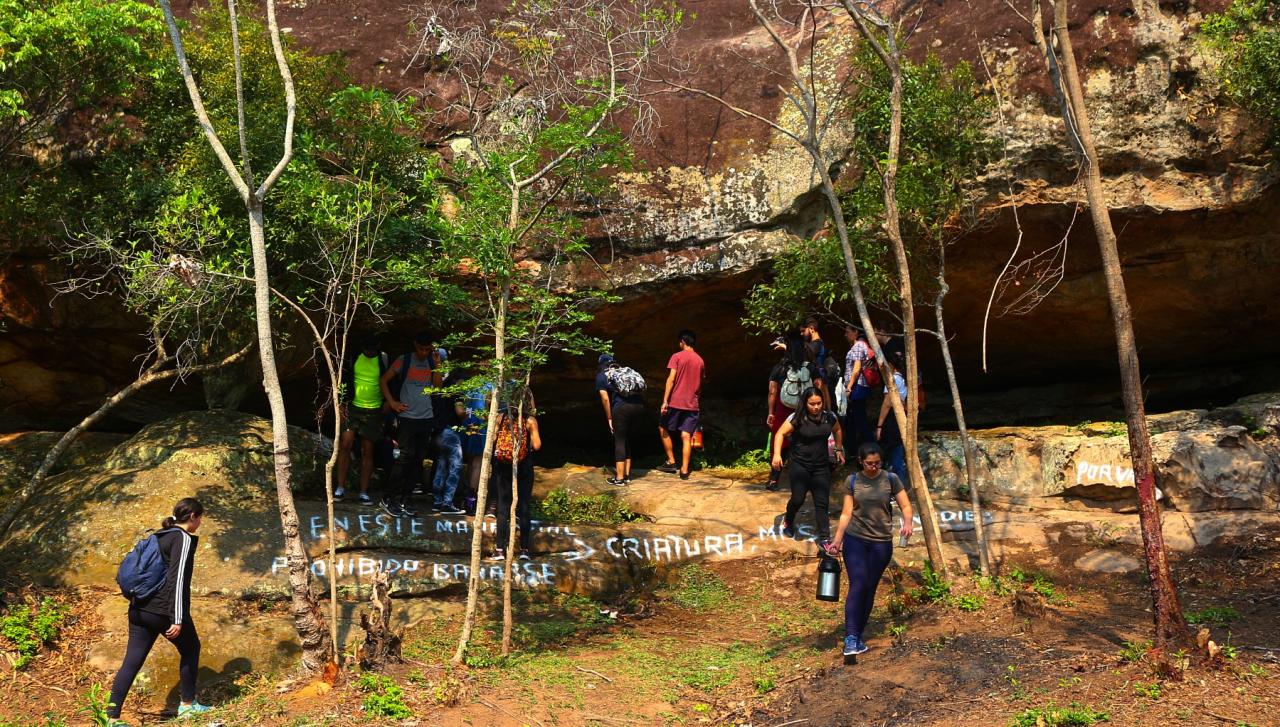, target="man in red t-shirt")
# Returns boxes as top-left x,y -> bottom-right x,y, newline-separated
658,329 -> 705,479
